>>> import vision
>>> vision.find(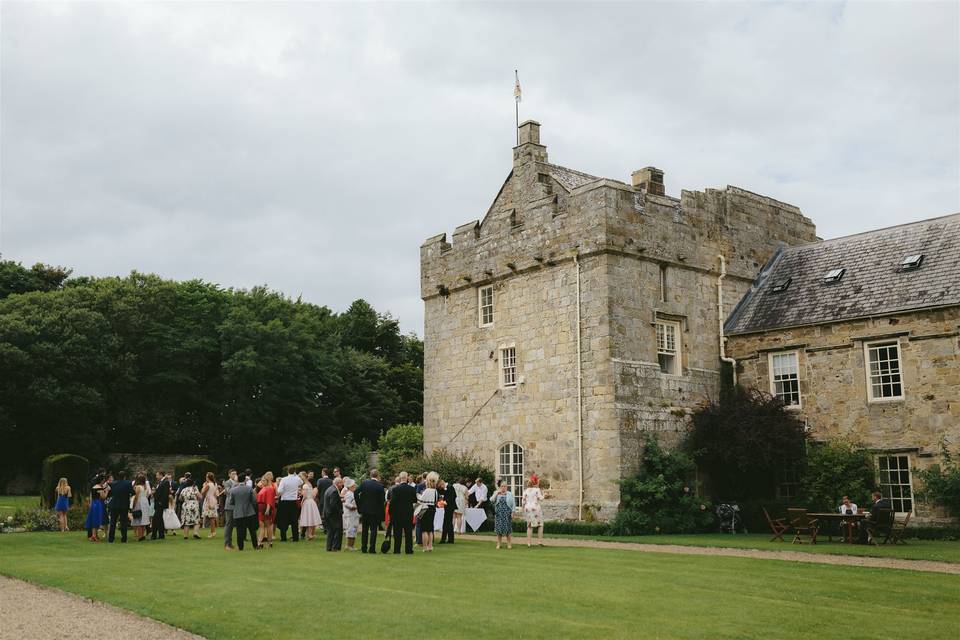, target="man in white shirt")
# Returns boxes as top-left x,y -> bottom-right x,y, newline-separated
468,477 -> 488,513
276,467 -> 303,542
